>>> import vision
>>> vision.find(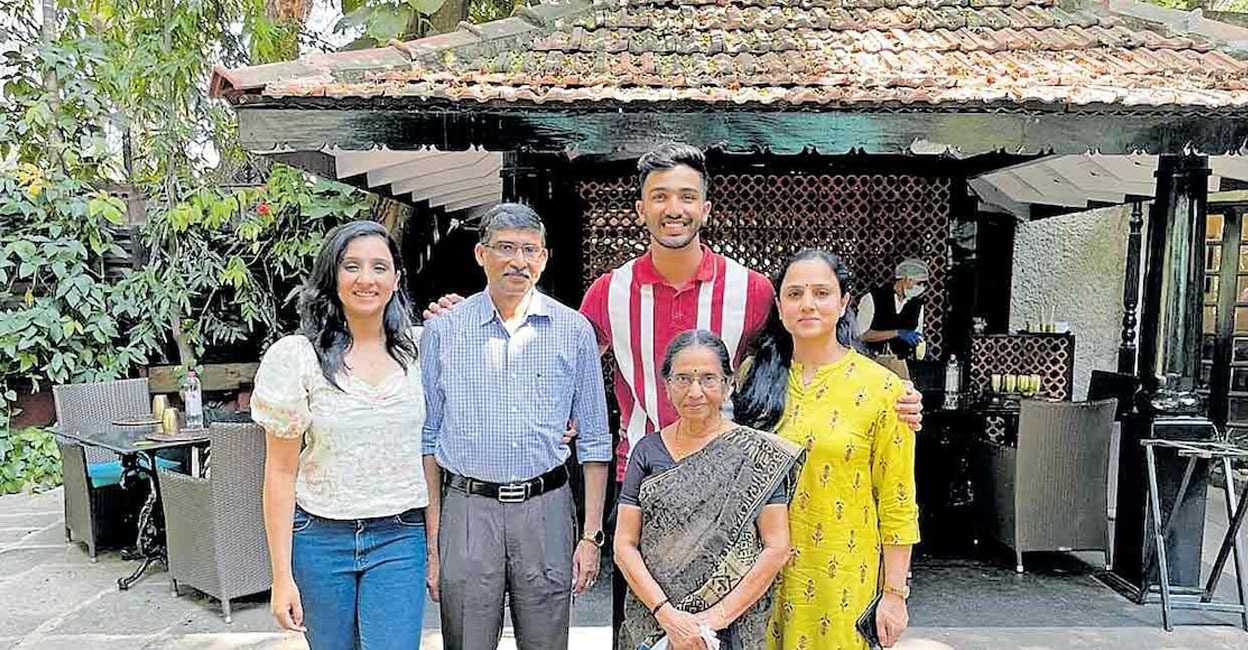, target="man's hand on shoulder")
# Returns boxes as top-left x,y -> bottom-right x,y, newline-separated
422,293 -> 465,320
895,381 -> 923,432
